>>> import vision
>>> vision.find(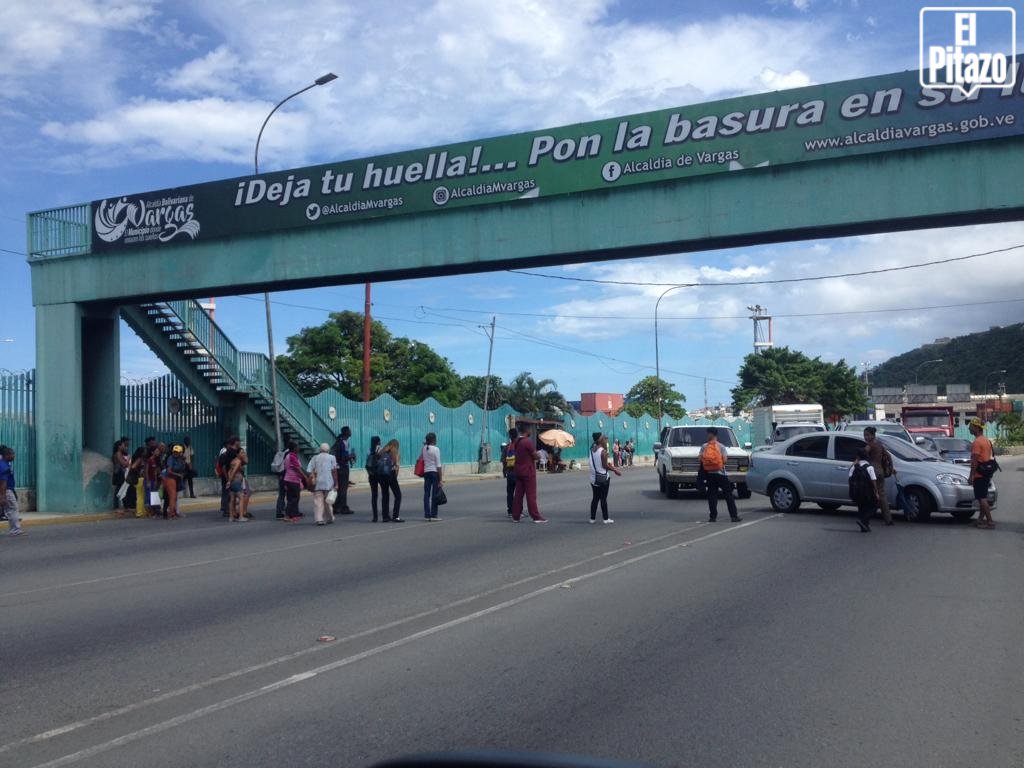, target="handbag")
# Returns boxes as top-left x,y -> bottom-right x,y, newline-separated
326,489 -> 338,506
977,458 -> 1000,479
434,485 -> 448,506
414,449 -> 426,478
148,490 -> 161,507
116,481 -> 130,500
894,480 -> 908,511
